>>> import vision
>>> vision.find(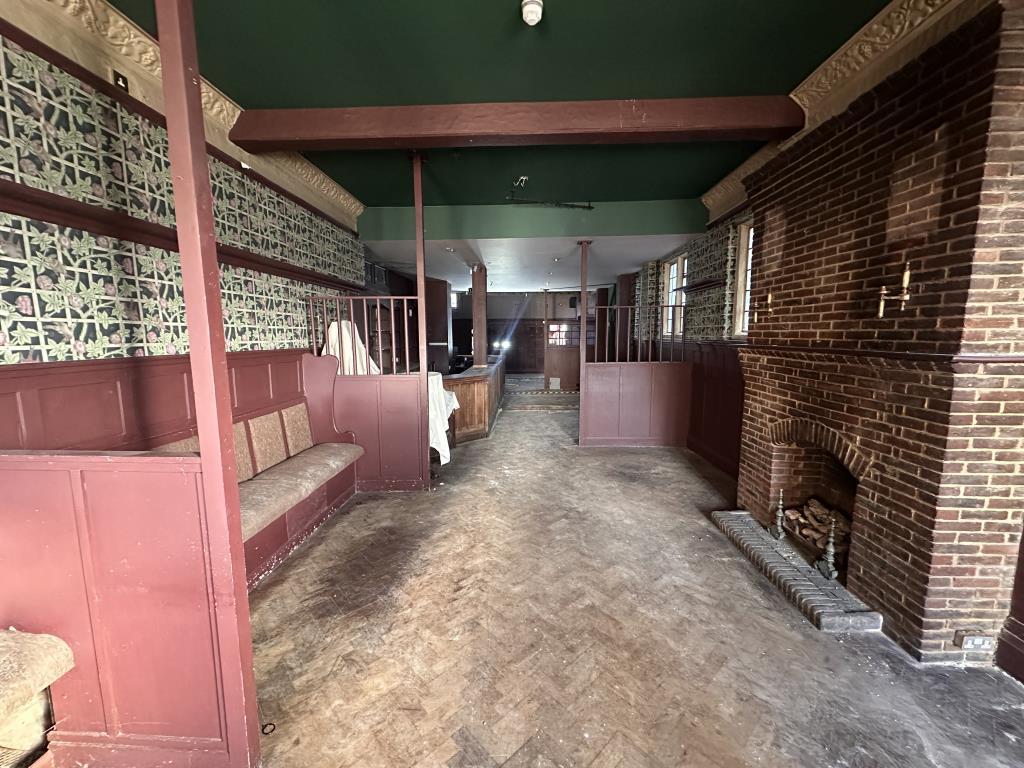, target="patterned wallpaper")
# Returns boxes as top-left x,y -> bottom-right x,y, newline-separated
0,213 -> 337,363
0,32 -> 365,286
635,213 -> 749,342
